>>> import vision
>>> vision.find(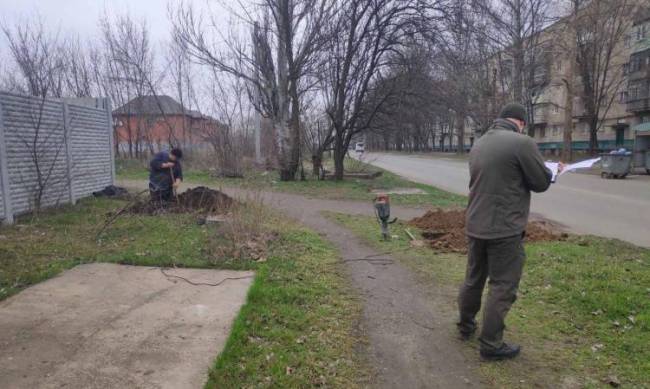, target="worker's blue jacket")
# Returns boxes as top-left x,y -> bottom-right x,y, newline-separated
149,151 -> 183,192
